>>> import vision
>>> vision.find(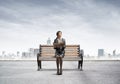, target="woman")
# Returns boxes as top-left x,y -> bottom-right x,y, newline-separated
53,31 -> 66,75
